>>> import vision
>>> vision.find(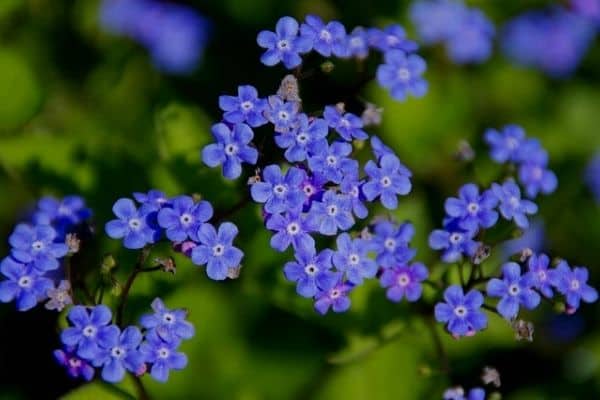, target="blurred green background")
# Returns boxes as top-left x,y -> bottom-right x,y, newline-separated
0,0 -> 599,399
